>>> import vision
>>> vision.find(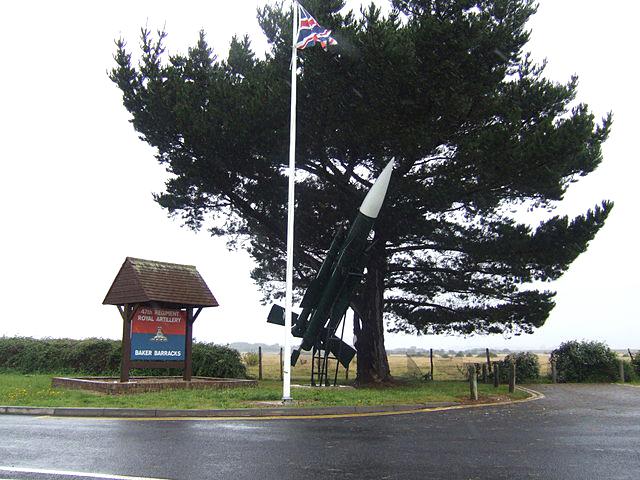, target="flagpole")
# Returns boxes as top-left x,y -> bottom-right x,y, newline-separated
283,0 -> 298,402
